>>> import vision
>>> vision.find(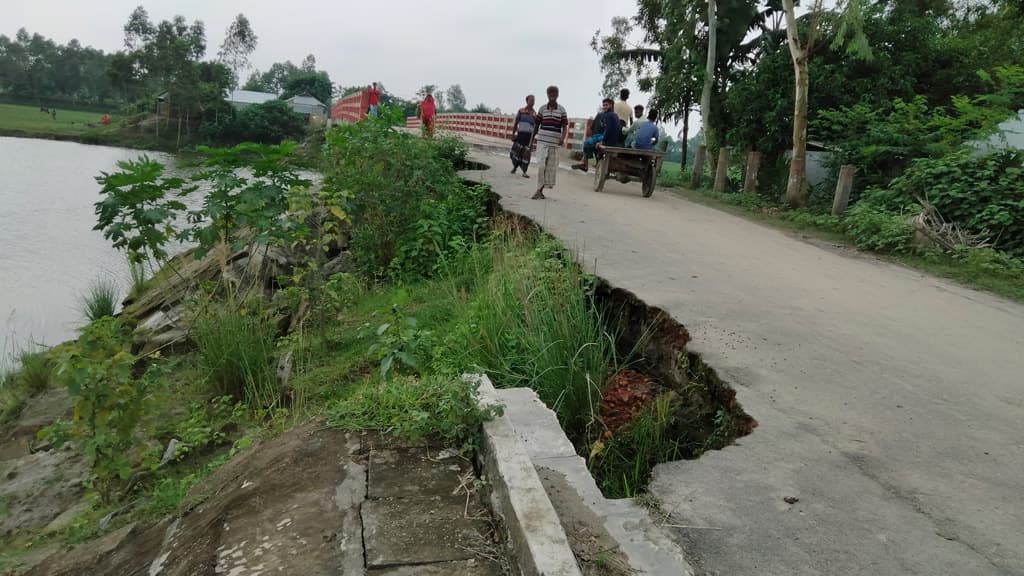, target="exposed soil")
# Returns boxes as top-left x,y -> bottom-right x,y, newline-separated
600,369 -> 656,435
